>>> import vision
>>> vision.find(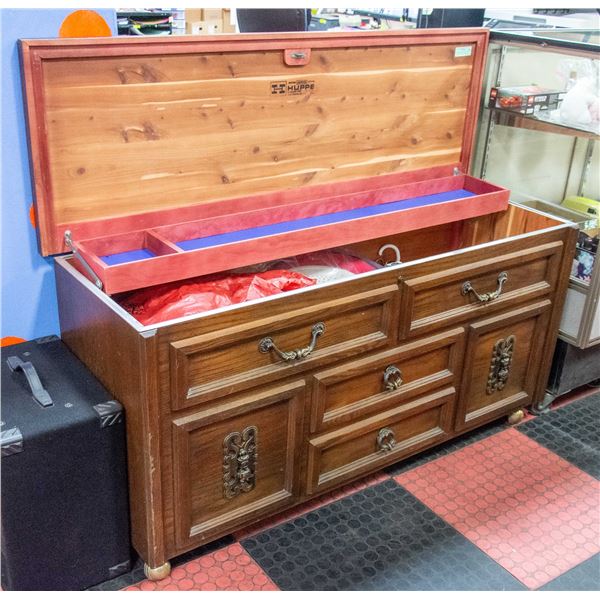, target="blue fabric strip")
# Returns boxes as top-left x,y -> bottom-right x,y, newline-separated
101,248 -> 156,266
100,189 -> 476,265
176,189 -> 475,252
